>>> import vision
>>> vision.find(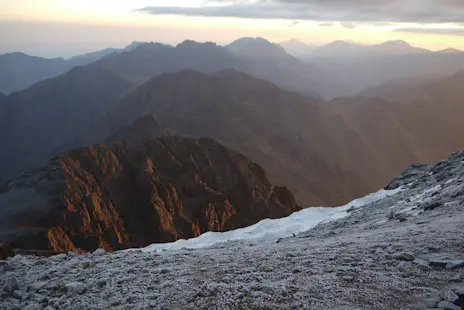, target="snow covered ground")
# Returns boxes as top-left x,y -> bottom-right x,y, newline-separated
142,188 -> 403,253
1,152 -> 464,310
